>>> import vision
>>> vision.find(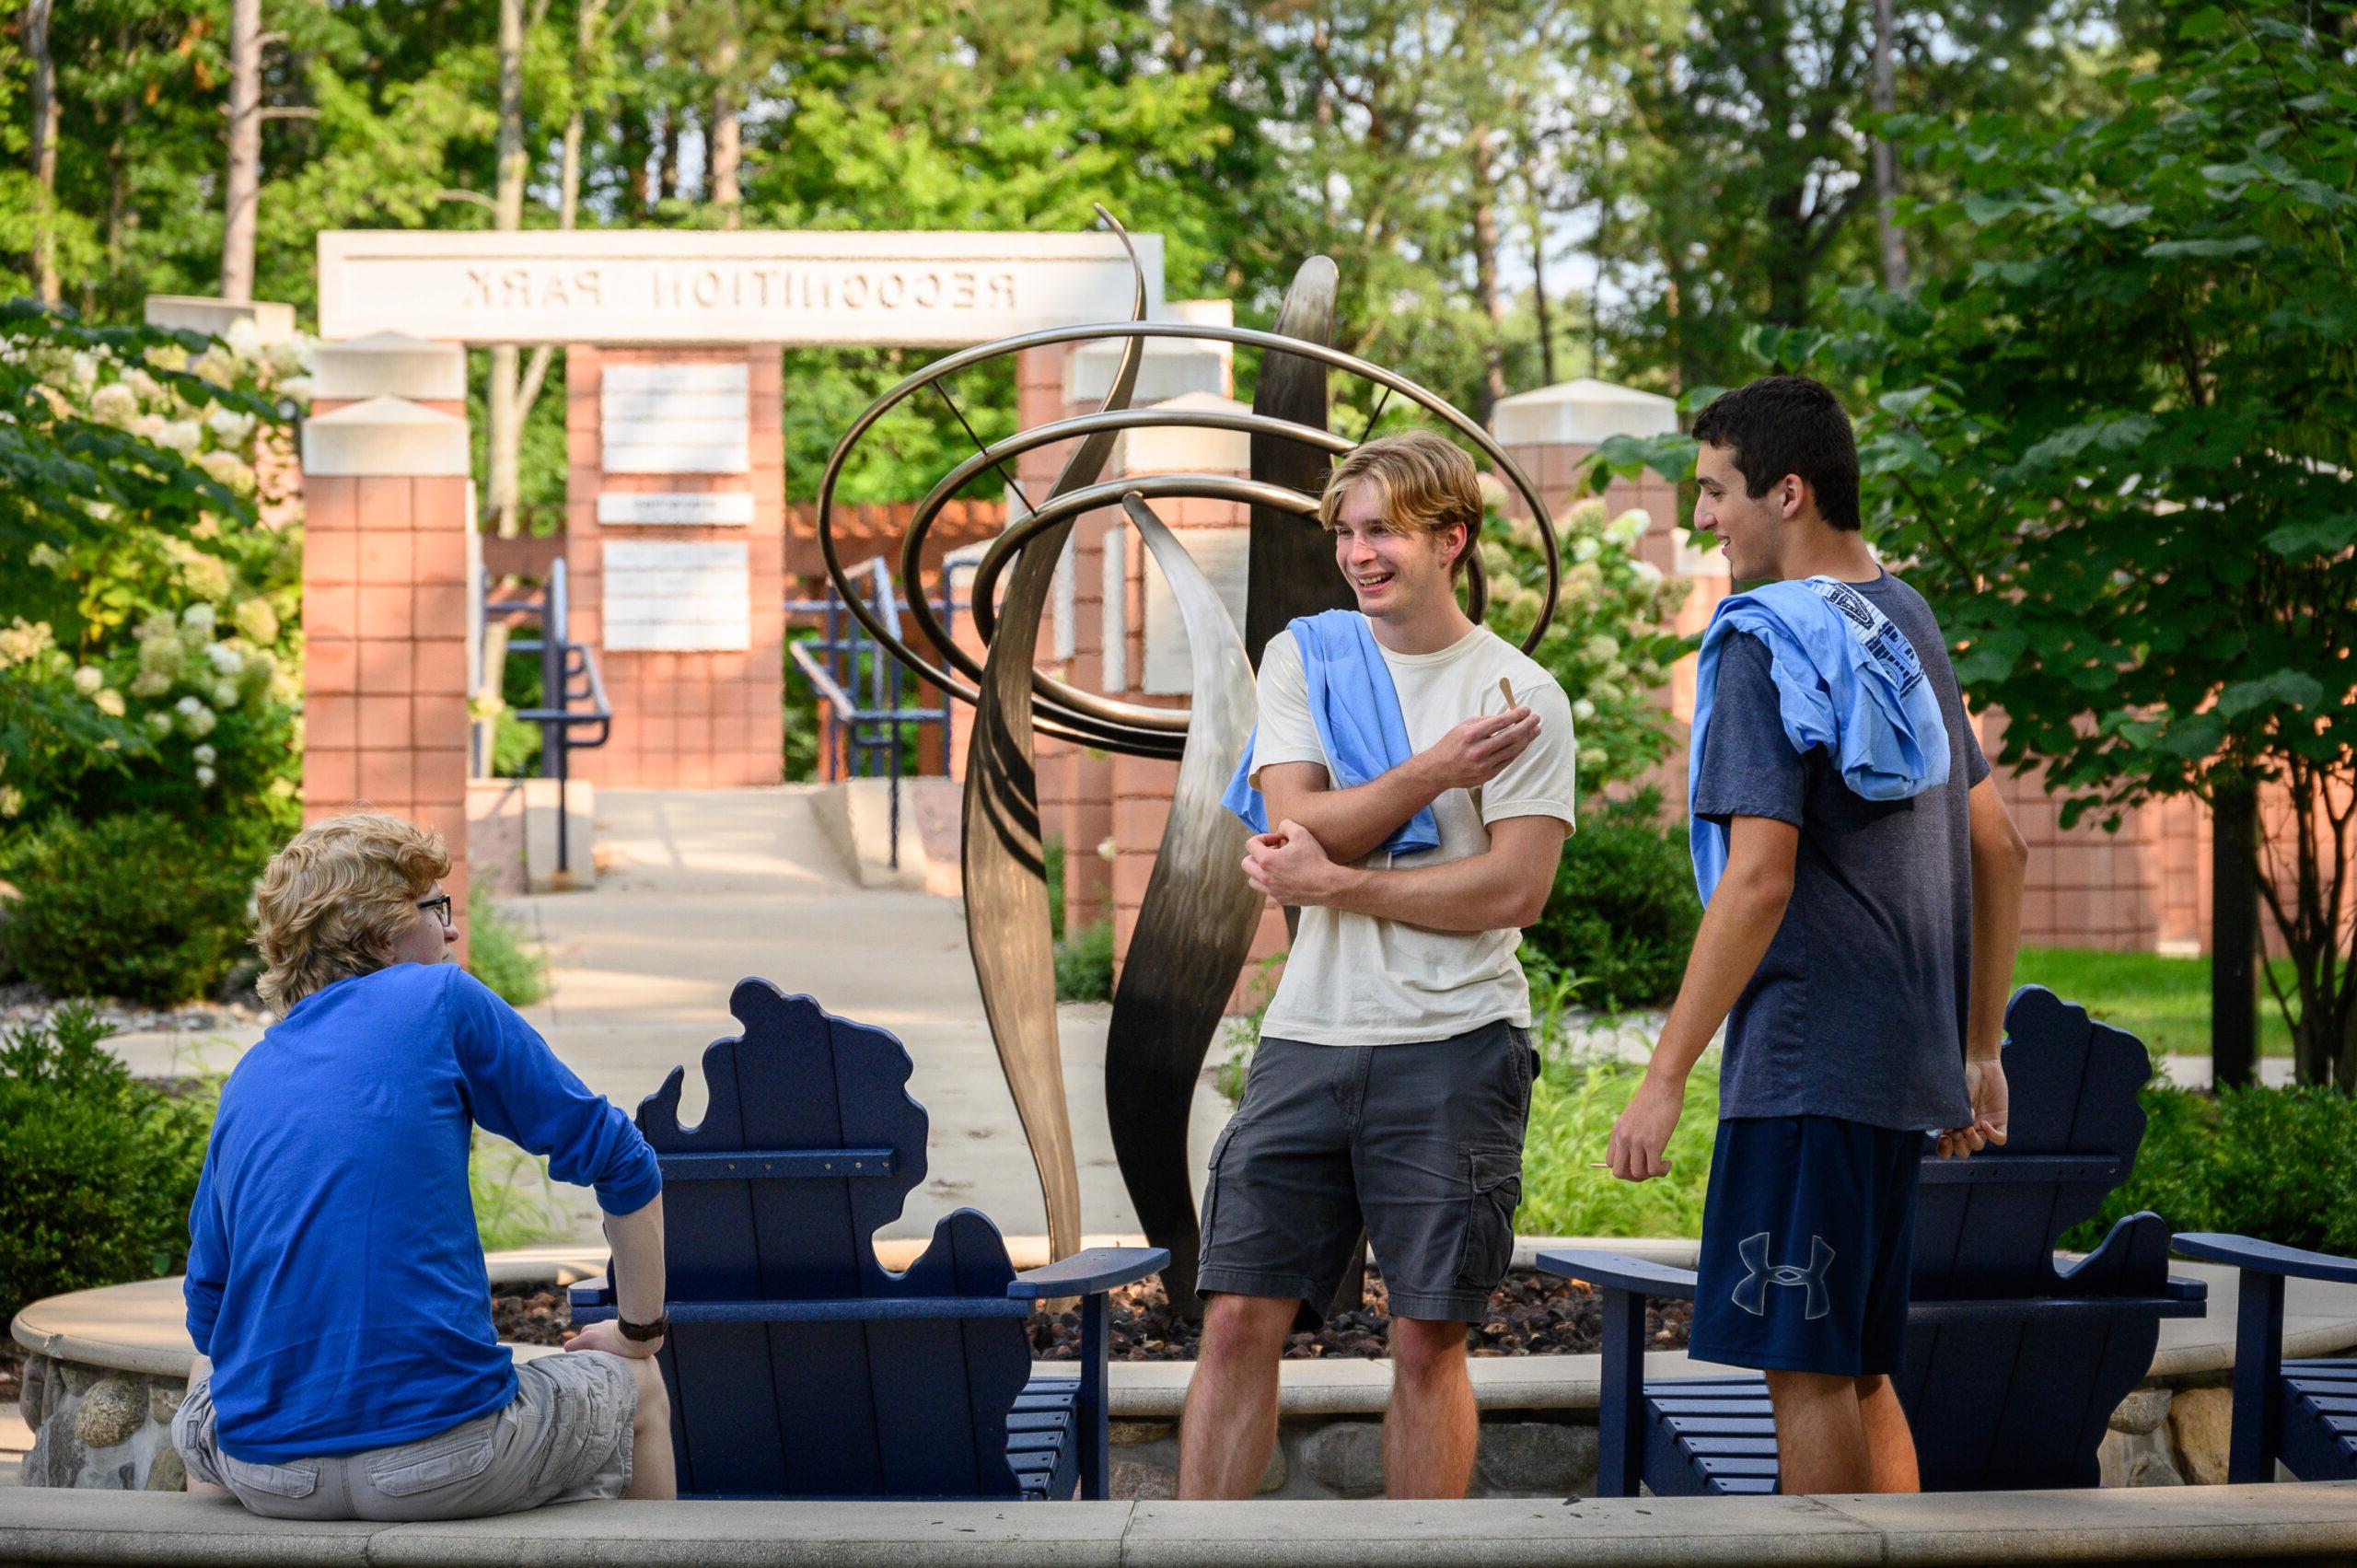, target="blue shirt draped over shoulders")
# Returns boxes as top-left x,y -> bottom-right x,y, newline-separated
182,962 -> 659,1464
